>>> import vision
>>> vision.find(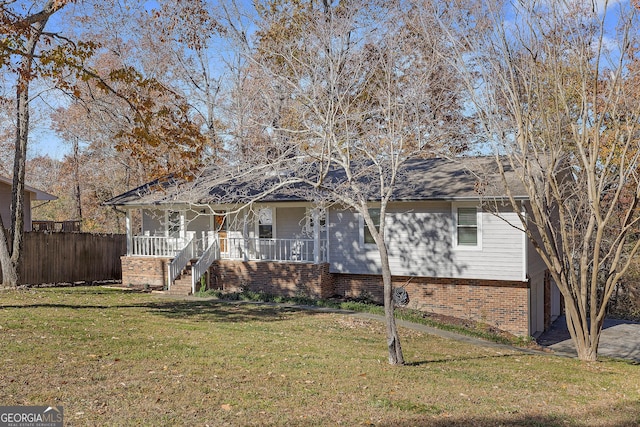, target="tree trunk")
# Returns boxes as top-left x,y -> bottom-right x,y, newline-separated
378,239 -> 404,365
7,71 -> 31,287
0,225 -> 18,287
73,137 -> 83,222
564,298 -> 600,362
